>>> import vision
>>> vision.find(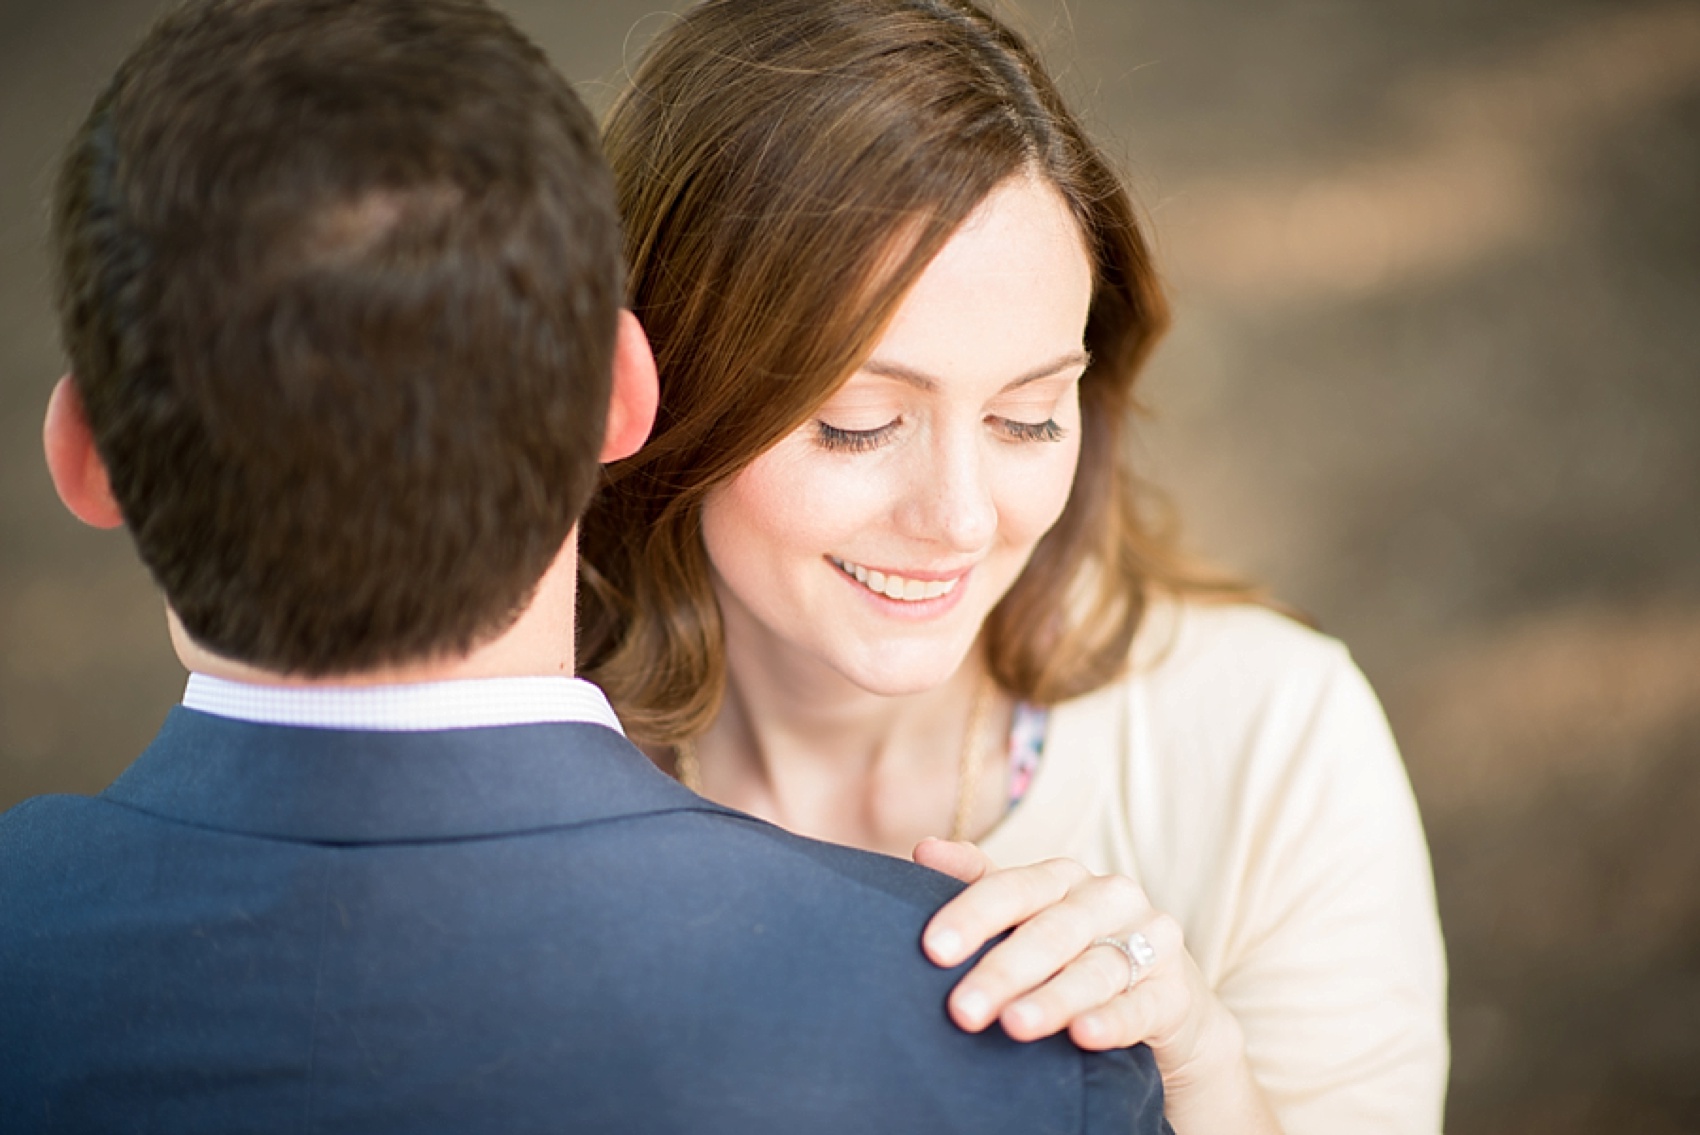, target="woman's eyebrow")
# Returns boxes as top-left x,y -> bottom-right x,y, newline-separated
858,349 -> 1092,393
